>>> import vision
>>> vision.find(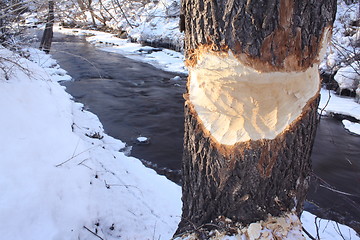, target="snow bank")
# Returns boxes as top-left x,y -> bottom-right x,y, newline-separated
342,119 -> 360,135
56,0 -> 184,51
319,88 -> 360,121
125,0 -> 184,49
334,63 -> 359,94
55,25 -> 187,74
0,47 -> 181,240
